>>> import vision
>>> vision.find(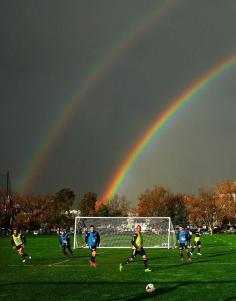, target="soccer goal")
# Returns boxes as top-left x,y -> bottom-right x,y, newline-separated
73,216 -> 176,249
